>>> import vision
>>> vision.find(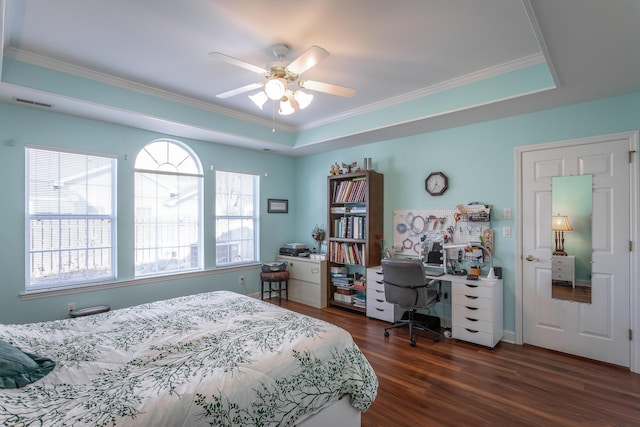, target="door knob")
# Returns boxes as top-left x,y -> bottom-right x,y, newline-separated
525,255 -> 538,261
